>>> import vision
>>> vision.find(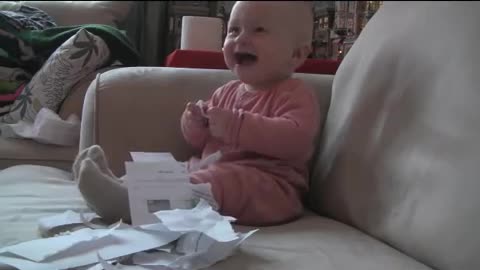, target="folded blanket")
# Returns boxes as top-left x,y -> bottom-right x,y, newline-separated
0,4 -> 56,71
1,24 -> 140,74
